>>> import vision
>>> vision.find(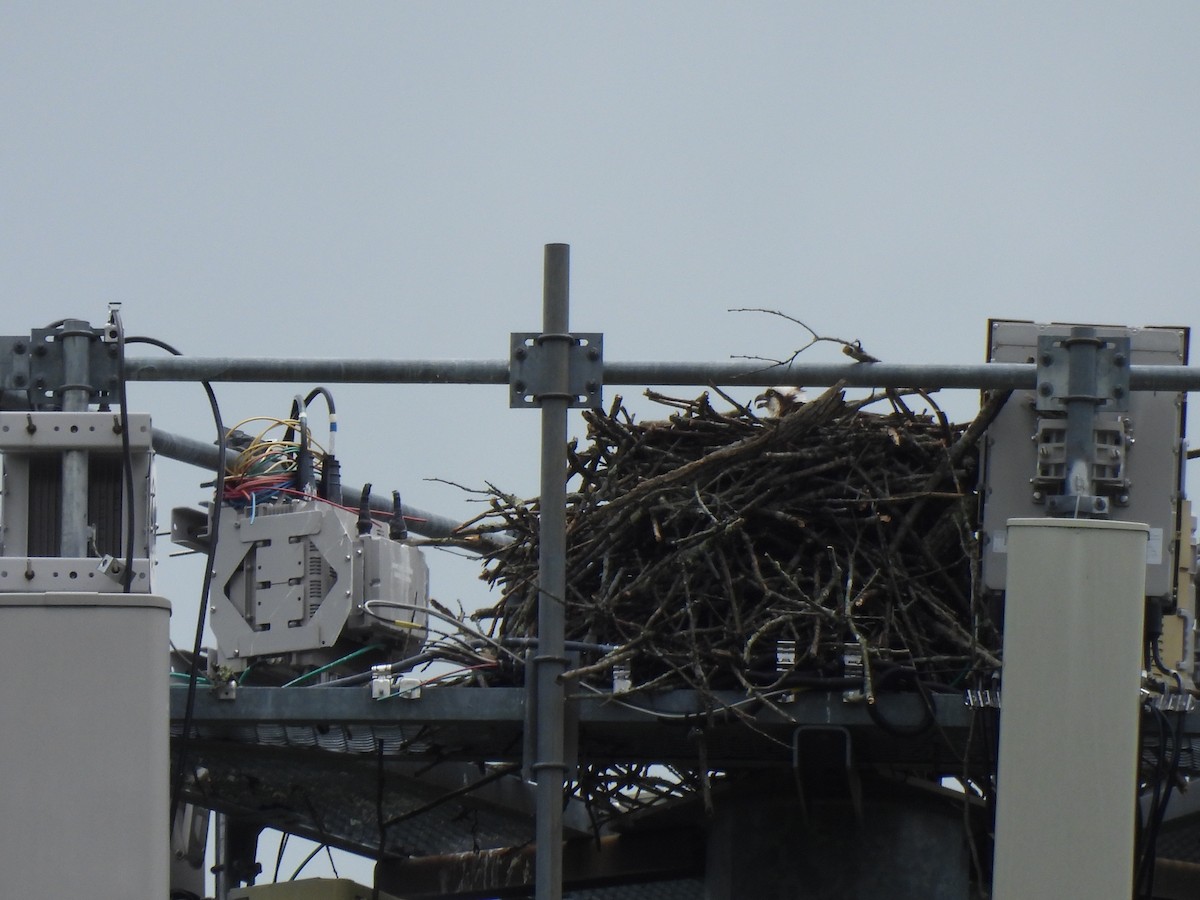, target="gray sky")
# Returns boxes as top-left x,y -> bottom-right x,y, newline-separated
4,1 -> 1198,887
